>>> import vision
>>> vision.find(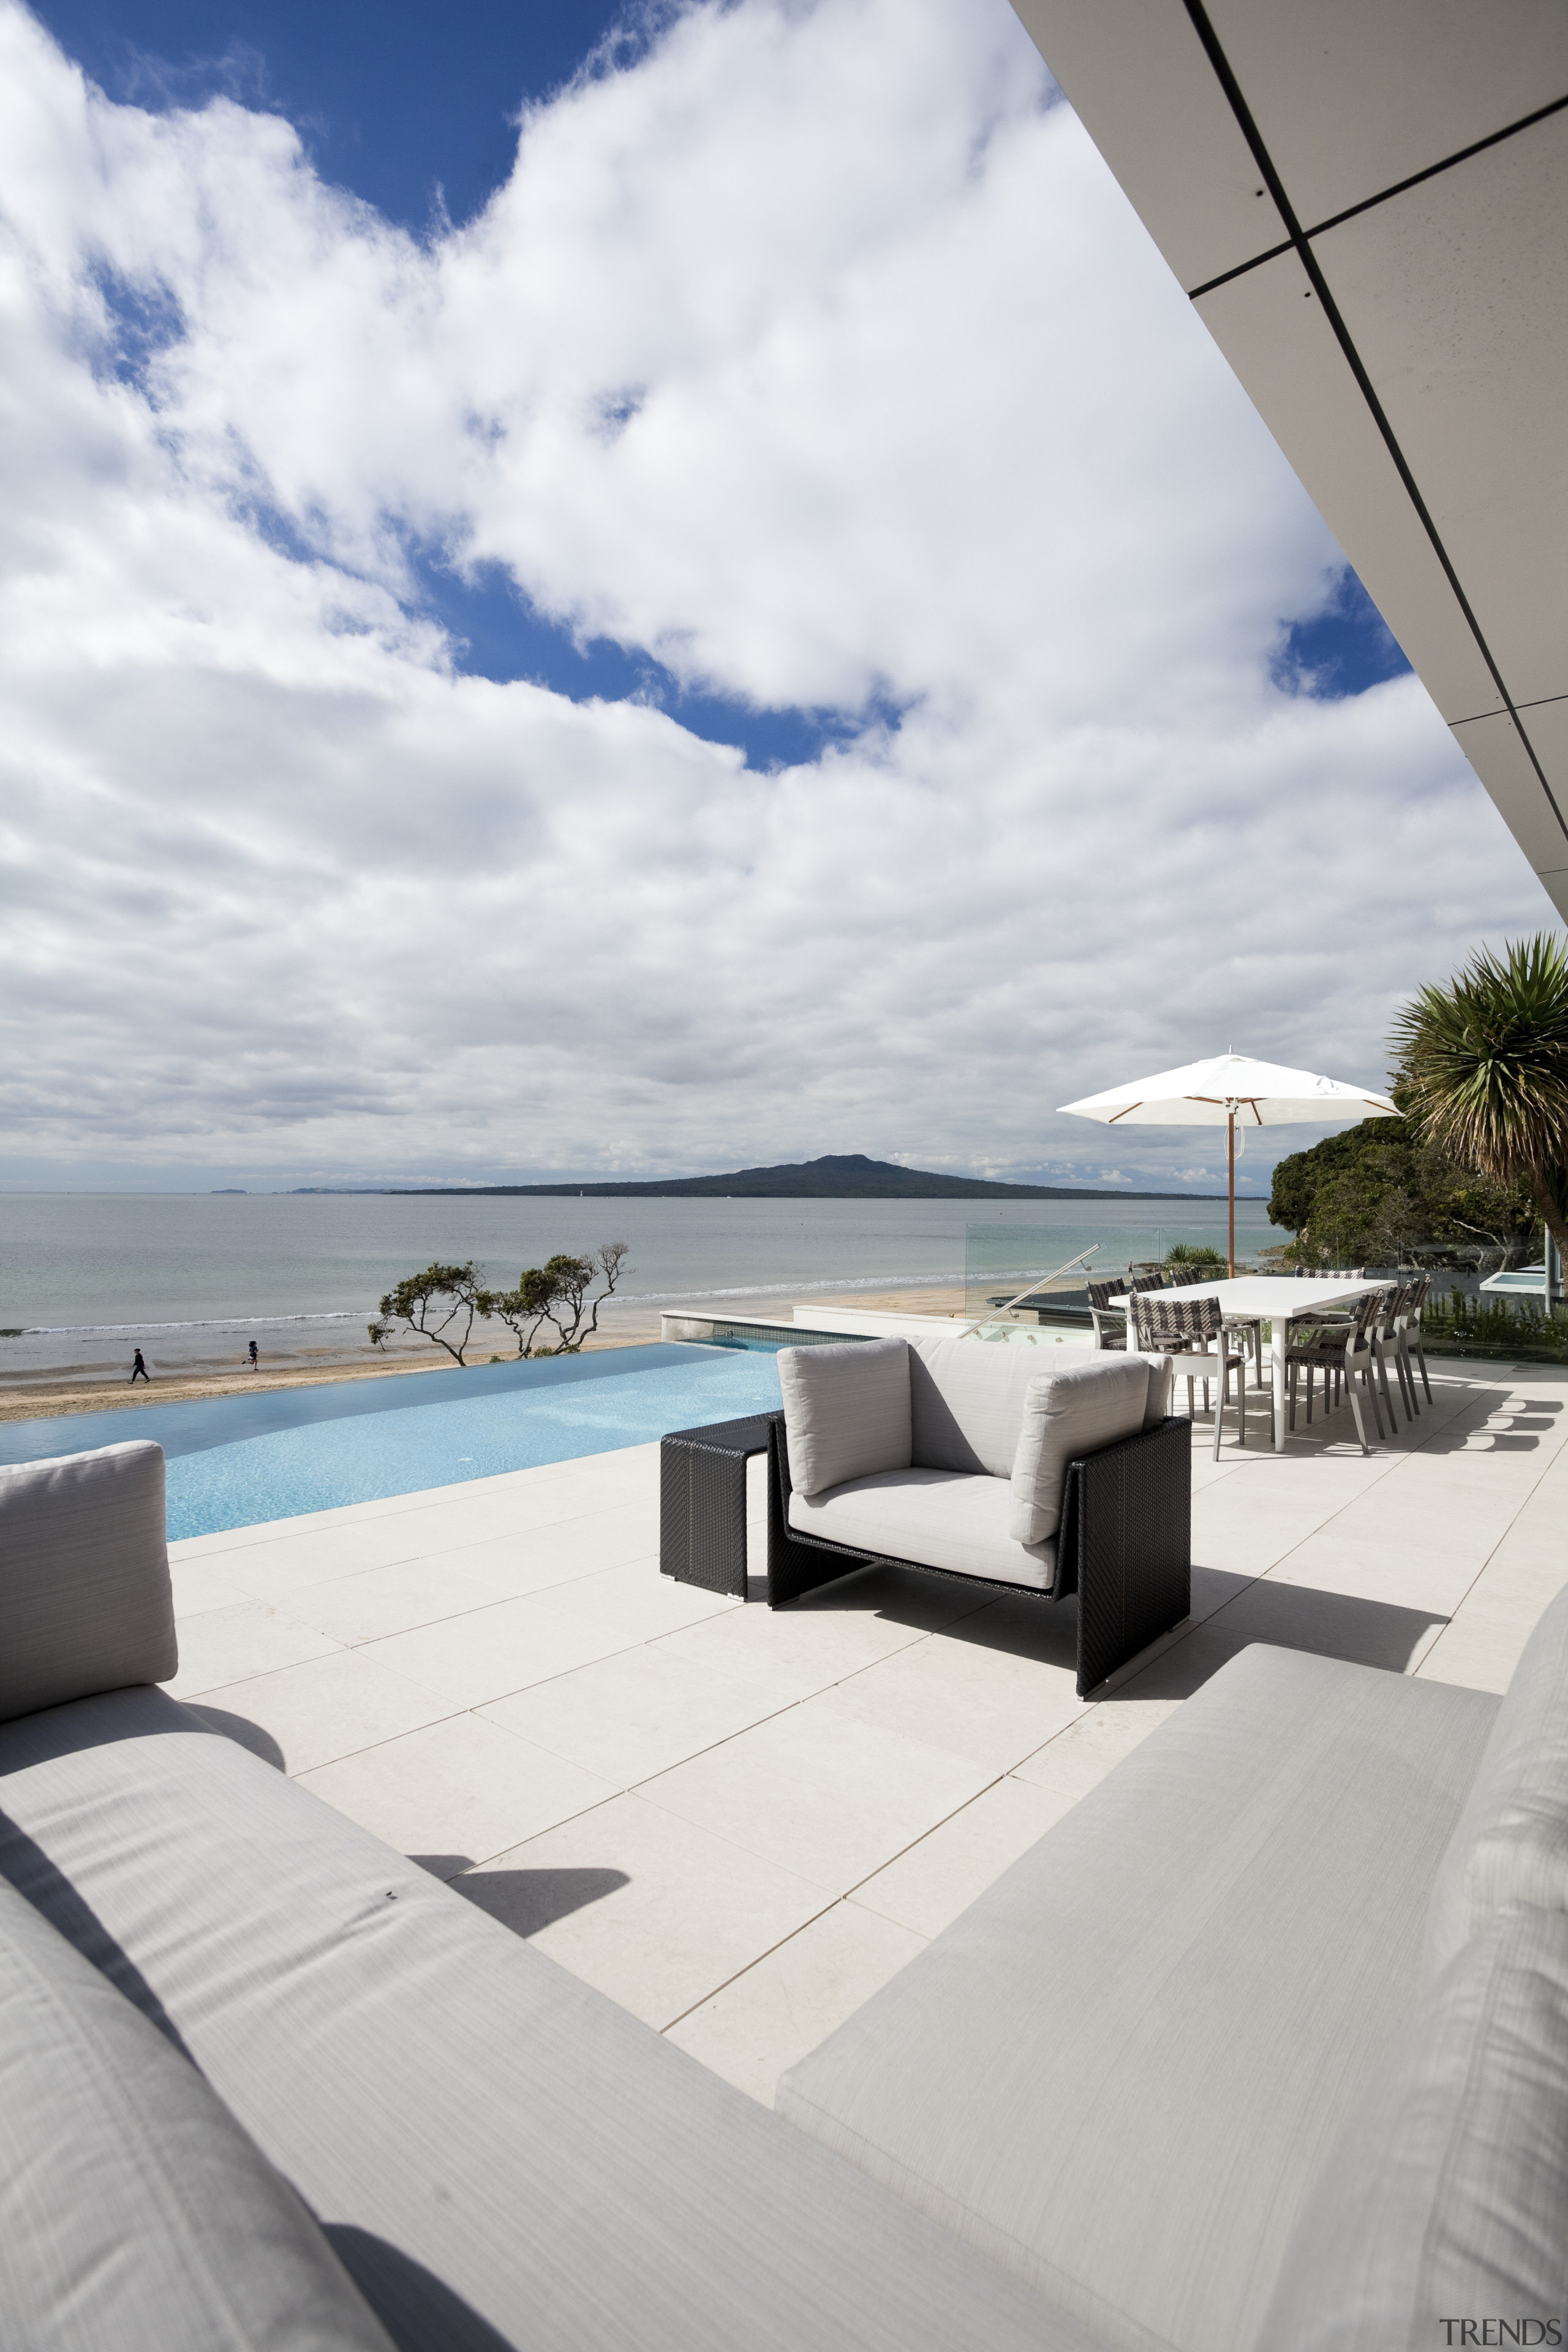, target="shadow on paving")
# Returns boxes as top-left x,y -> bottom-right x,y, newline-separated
451,1868 -> 631,1937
